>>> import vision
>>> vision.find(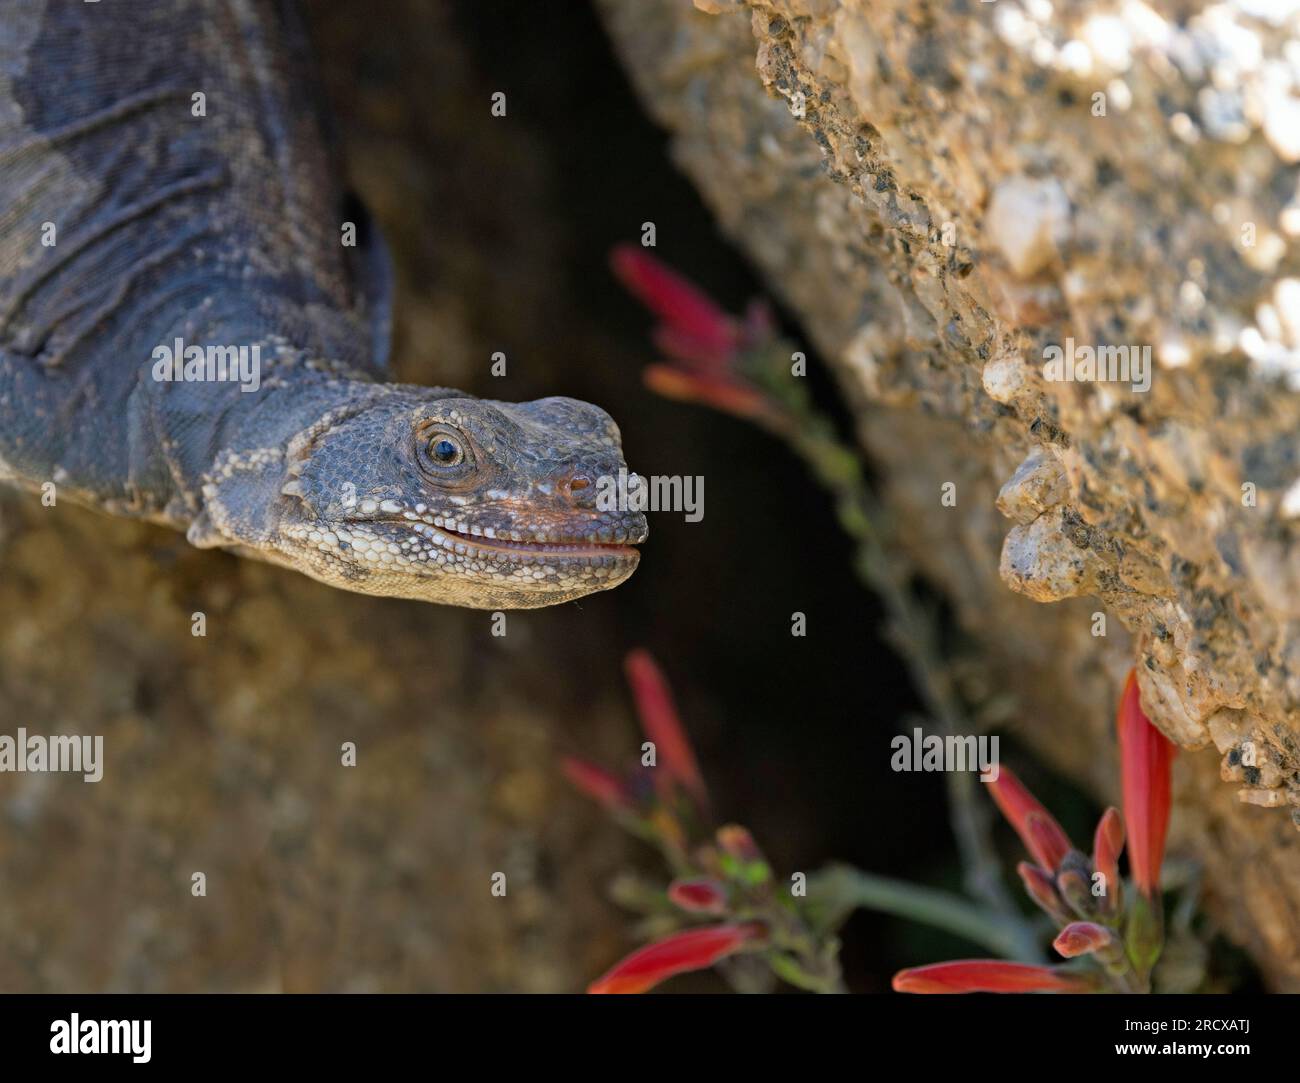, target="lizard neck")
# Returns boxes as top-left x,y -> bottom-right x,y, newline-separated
0,309 -> 387,529
158,362 -> 393,549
